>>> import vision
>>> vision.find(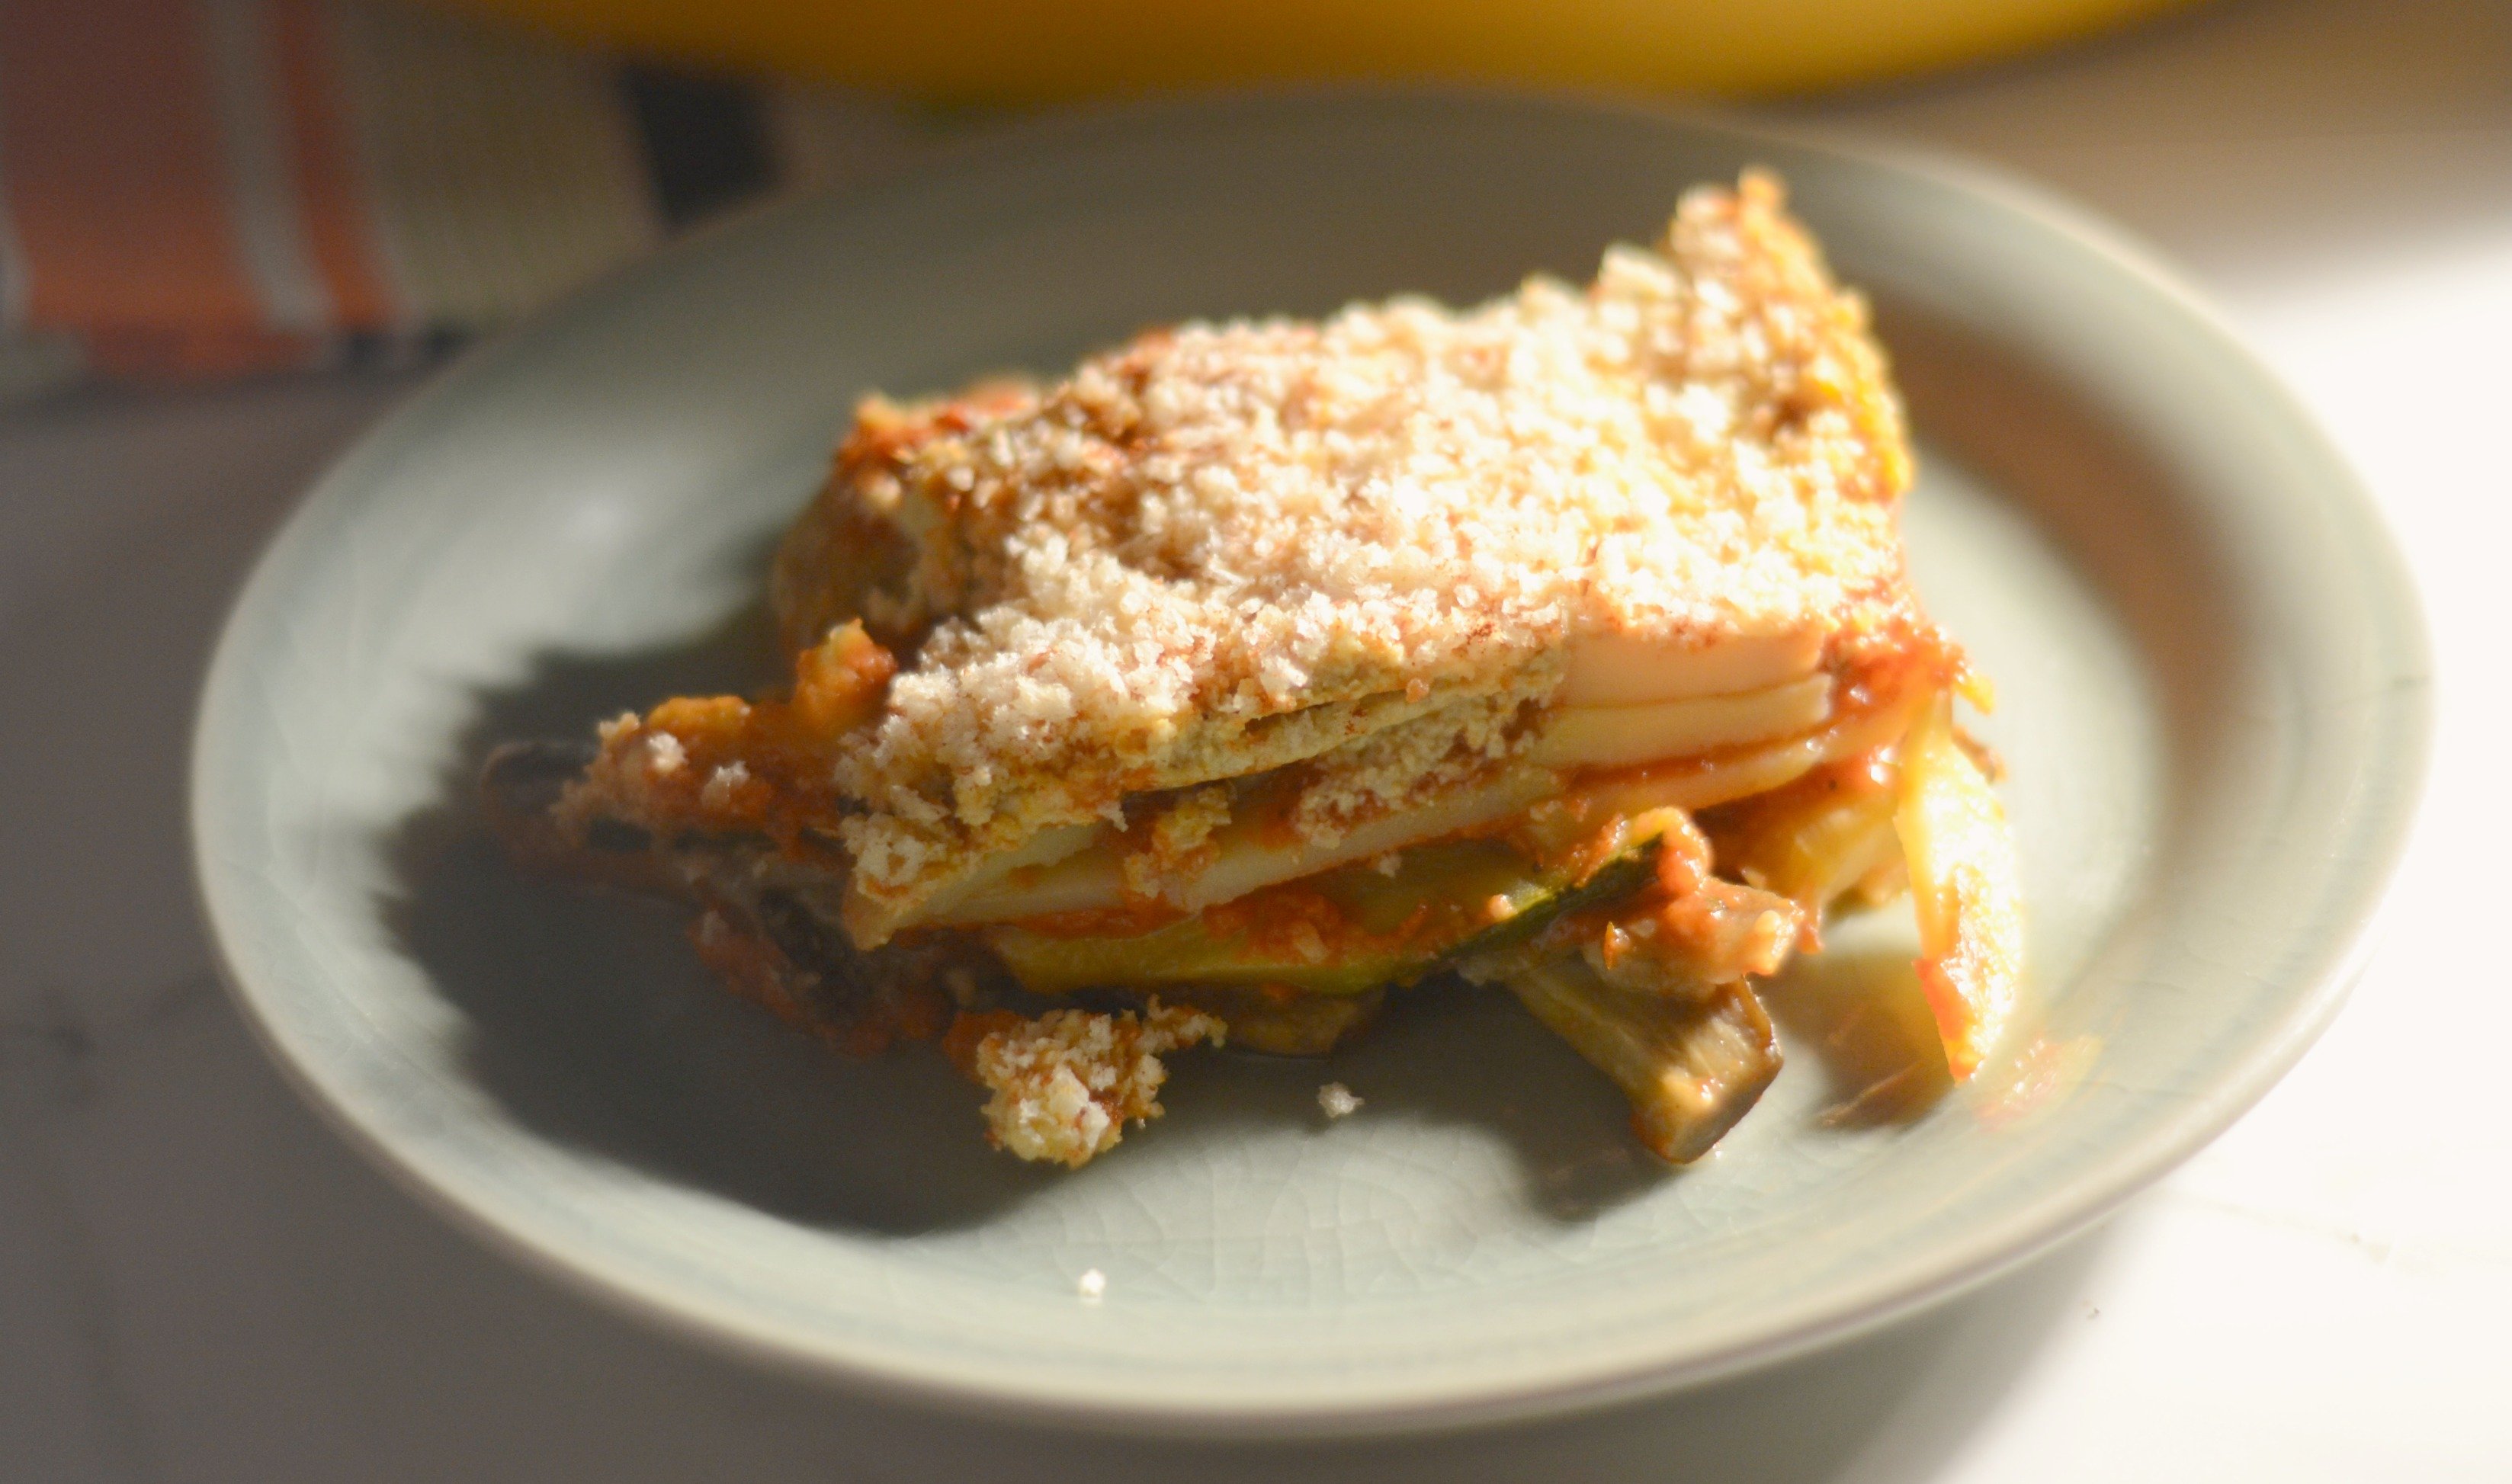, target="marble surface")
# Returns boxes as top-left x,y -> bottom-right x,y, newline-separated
3,0 -> 2506,1476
